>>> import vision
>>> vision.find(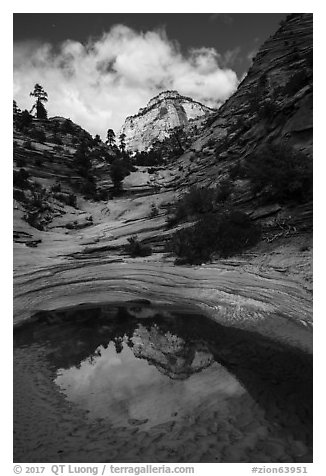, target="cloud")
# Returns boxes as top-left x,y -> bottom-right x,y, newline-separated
14,25 -> 238,138
220,46 -> 242,68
